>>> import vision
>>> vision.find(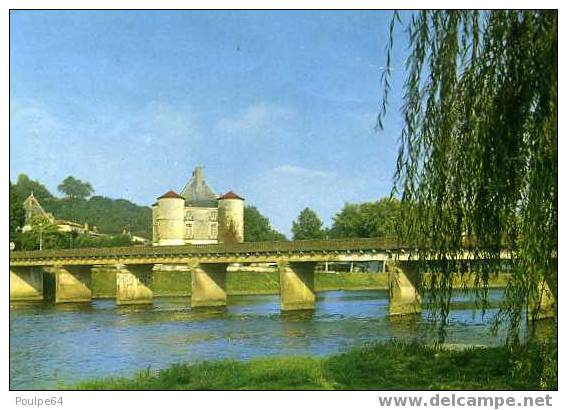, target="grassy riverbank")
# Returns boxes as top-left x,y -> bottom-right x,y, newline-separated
73,340 -> 556,390
91,270 -> 387,298
91,270 -> 509,298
